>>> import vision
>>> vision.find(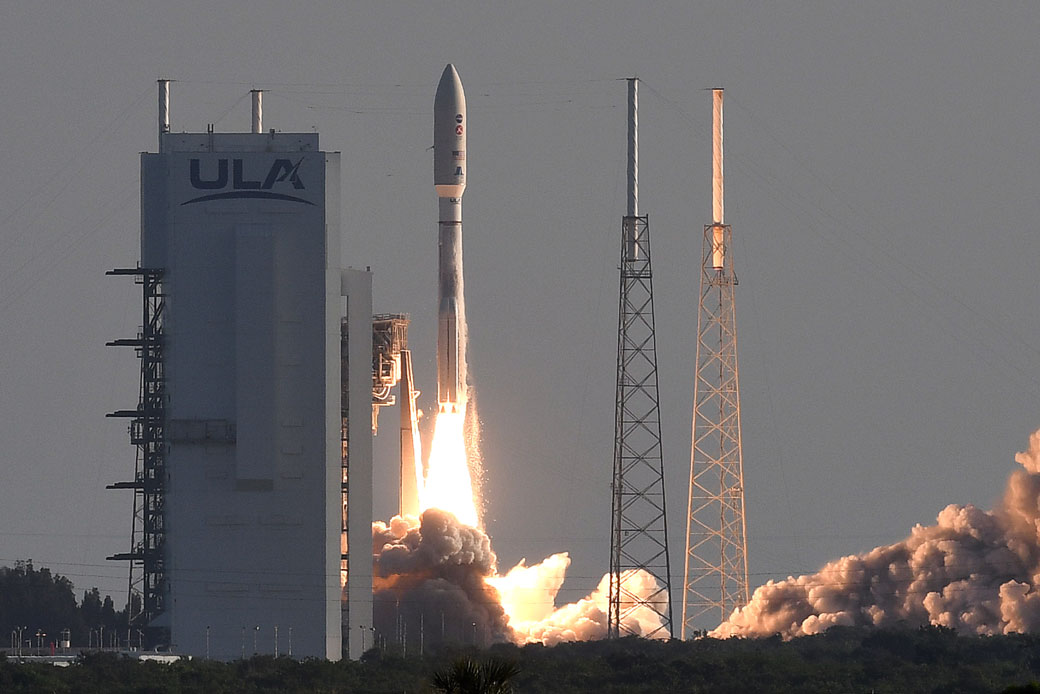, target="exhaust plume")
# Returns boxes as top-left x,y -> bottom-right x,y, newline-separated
372,509 -> 513,646
490,556 -> 668,645
372,510 -> 668,648
713,429 -> 1040,638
